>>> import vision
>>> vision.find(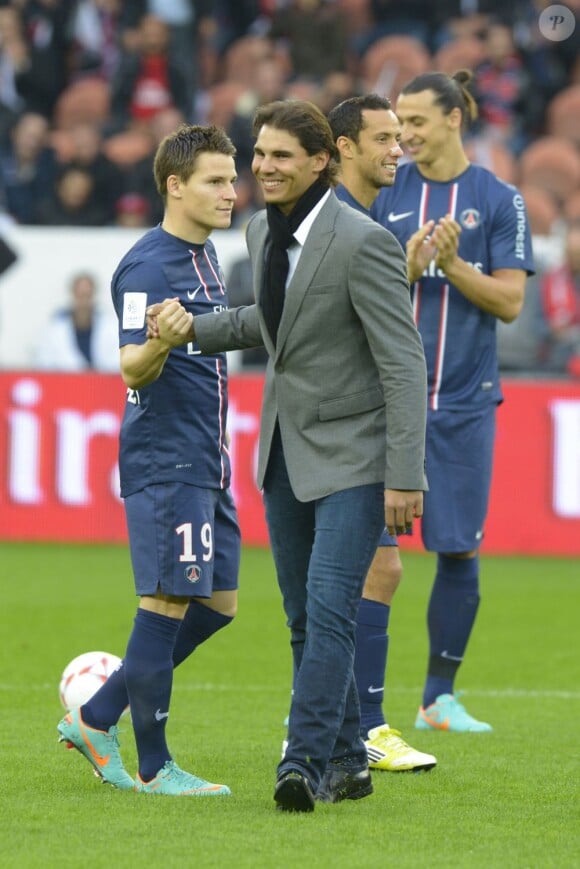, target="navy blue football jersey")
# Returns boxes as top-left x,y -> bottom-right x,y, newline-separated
372,163 -> 534,410
335,183 -> 371,217
111,226 -> 231,497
